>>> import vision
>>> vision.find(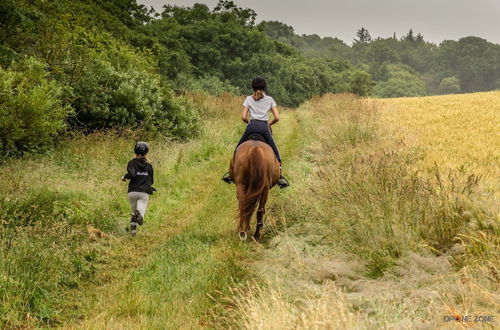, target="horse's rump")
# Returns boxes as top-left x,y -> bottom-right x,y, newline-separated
231,141 -> 279,234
